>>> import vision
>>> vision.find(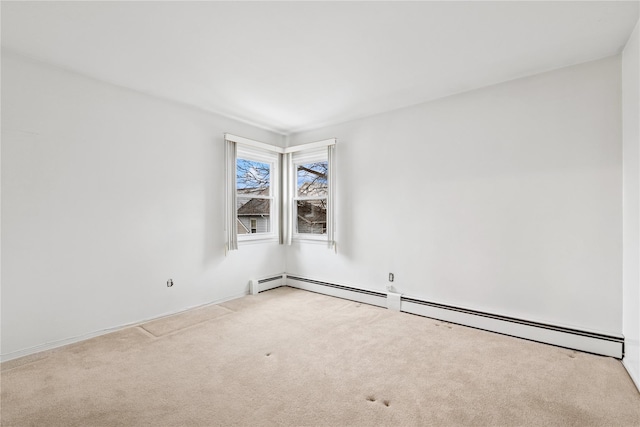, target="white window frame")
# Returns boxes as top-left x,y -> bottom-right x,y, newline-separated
236,144 -> 280,243
284,139 -> 336,249
291,149 -> 329,242
225,133 -> 335,252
